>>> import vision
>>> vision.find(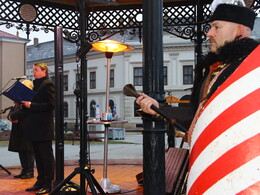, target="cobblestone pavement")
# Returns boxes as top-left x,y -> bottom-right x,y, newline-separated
0,131 -> 187,194
0,164 -> 143,195
0,132 -> 144,194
